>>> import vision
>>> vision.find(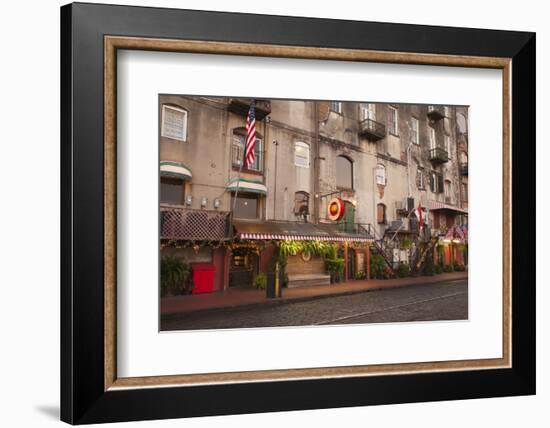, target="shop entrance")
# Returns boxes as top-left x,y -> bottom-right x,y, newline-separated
229,246 -> 259,288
